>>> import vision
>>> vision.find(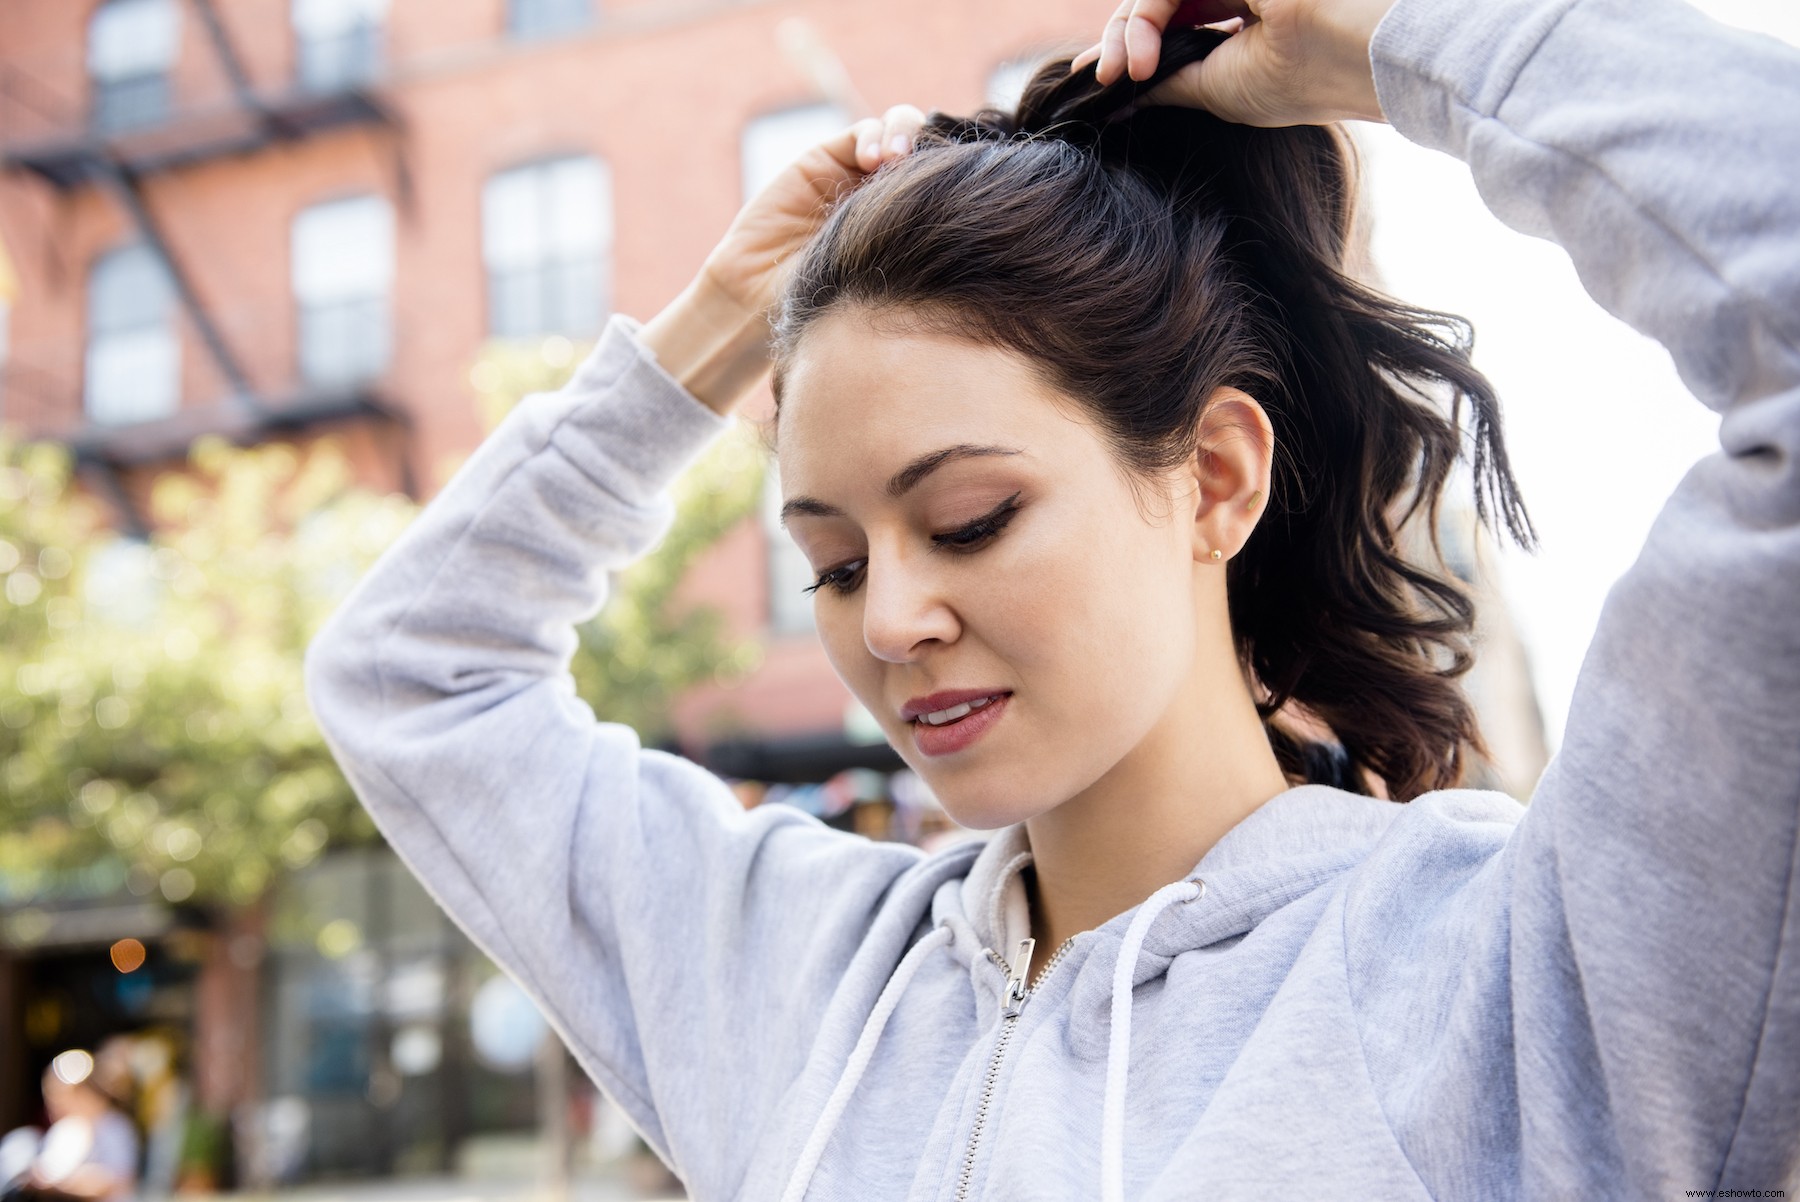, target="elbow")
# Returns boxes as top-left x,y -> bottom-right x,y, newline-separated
303,607 -> 384,756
